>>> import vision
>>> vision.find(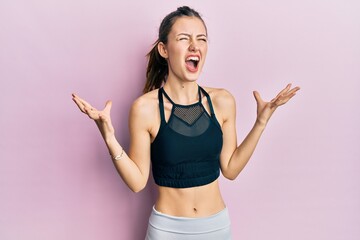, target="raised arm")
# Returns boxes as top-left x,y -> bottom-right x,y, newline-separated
72,93 -> 151,192
218,84 -> 300,180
